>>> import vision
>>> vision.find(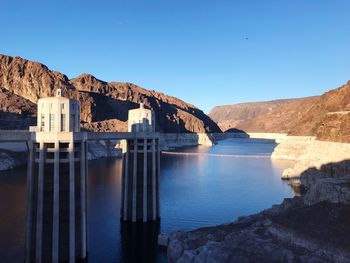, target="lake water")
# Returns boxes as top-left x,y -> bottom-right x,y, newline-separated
0,138 -> 295,262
